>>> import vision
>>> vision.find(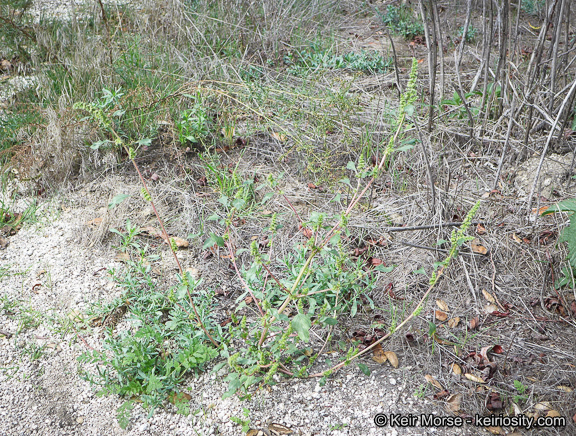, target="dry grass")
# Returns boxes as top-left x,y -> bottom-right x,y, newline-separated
3,0 -> 576,433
